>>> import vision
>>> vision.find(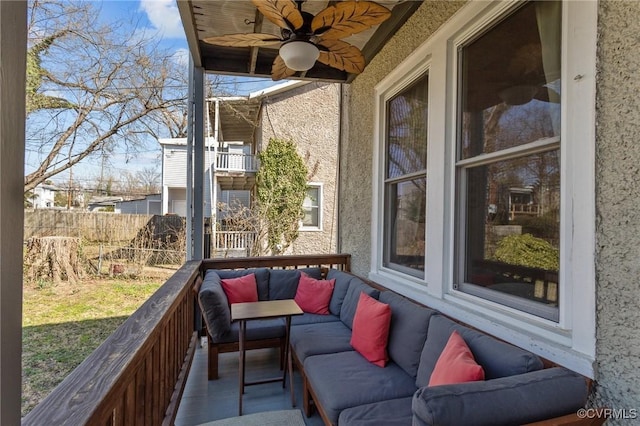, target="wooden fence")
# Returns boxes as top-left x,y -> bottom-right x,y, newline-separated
24,210 -> 184,243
